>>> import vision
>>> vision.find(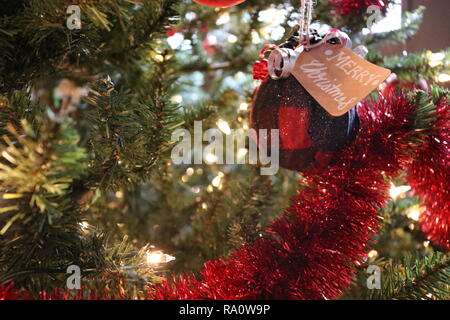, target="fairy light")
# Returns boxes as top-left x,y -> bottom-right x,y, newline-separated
115,191 -> 124,198
216,12 -> 230,25
260,26 -> 272,40
389,183 -> 411,200
251,30 -> 261,44
437,73 -> 450,83
207,185 -> 214,193
154,54 -> 165,63
181,174 -> 189,183
217,119 -> 231,135
237,148 -> 248,161
428,52 -> 445,67
205,152 -> 218,164
406,205 -> 425,221
258,8 -> 286,25
171,94 -> 183,104
79,221 -> 92,234
239,102 -> 249,111
145,250 -> 175,265
167,32 -> 184,49
368,250 -> 378,259
79,221 -> 90,229
227,34 -> 238,43
185,12 -> 197,21
212,175 -> 221,187
186,167 -> 194,176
